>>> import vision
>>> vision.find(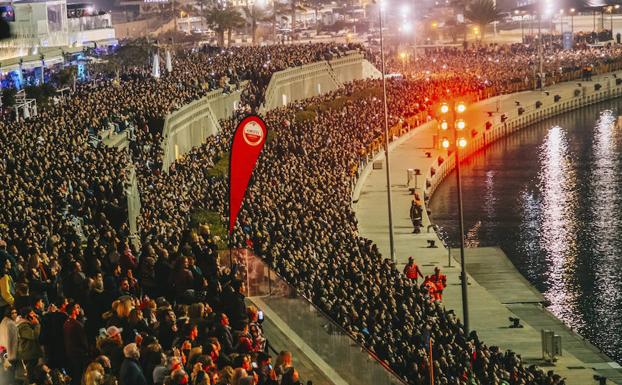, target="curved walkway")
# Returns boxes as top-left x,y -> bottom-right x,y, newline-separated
354,73 -> 622,384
